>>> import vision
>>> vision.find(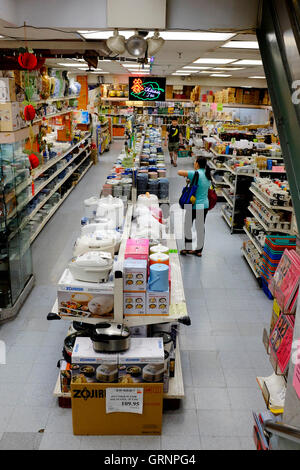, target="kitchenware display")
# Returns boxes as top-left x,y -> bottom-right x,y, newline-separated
150,244 -> 169,255
63,329 -> 92,363
91,322 -> 131,353
96,364 -> 118,382
142,362 -> 165,382
84,196 -> 99,219
149,252 -> 169,266
96,196 -> 124,228
73,234 -> 115,257
152,331 -> 173,353
92,216 -> 118,230
149,263 -> 169,292
68,251 -> 113,283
